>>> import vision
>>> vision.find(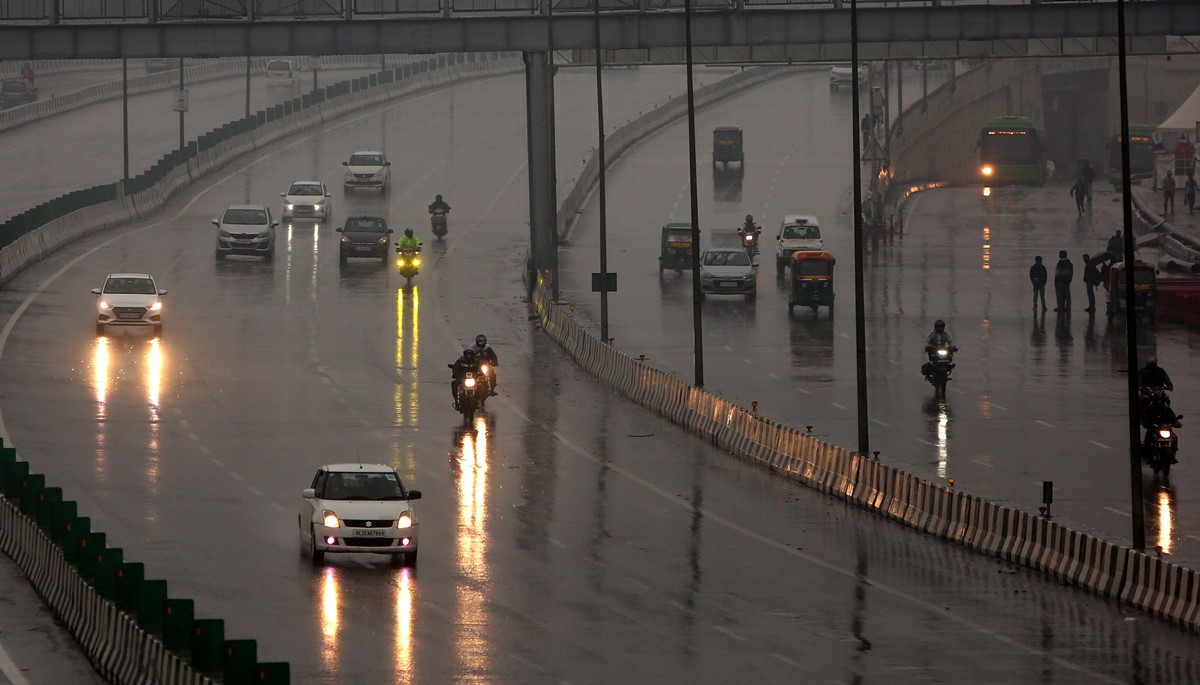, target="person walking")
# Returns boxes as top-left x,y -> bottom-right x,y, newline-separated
1070,178 -> 1088,215
1106,230 -> 1123,263
1081,160 -> 1095,207
1163,170 -> 1176,215
1082,254 -> 1101,313
1054,250 -> 1073,312
1185,171 -> 1198,213
1029,256 -> 1048,311
860,112 -> 874,149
